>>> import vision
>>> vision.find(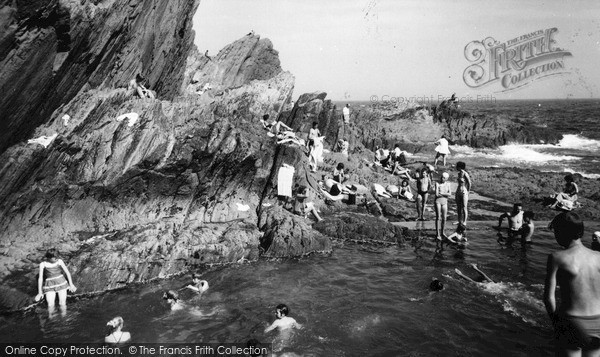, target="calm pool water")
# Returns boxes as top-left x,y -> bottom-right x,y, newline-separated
3,221 -> 599,356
